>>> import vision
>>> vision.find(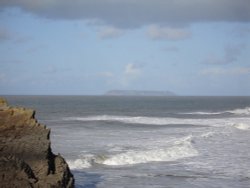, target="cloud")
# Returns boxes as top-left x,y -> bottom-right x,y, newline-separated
93,64 -> 143,87
203,44 -> 246,64
99,26 -> 125,39
147,25 -> 191,41
124,63 -> 141,76
0,0 -> 249,28
112,63 -> 142,87
201,67 -> 250,76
